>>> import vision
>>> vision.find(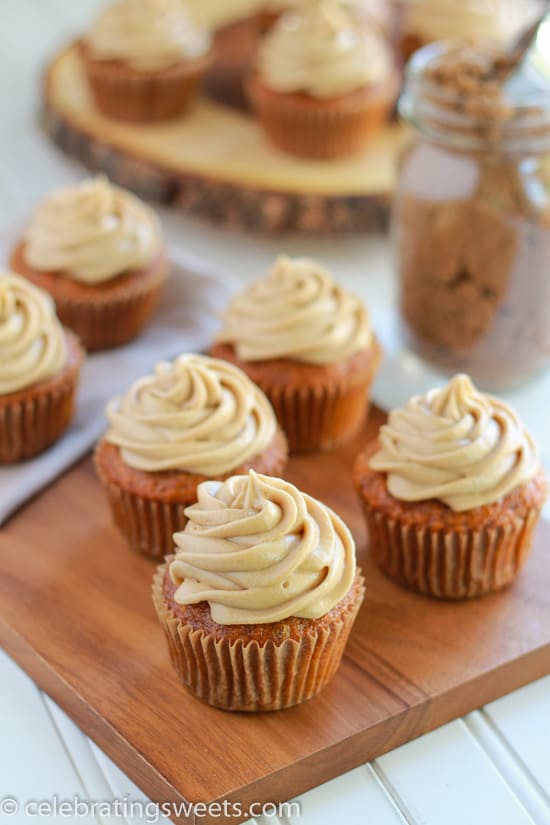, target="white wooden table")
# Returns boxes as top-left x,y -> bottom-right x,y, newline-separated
1,2 -> 550,823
